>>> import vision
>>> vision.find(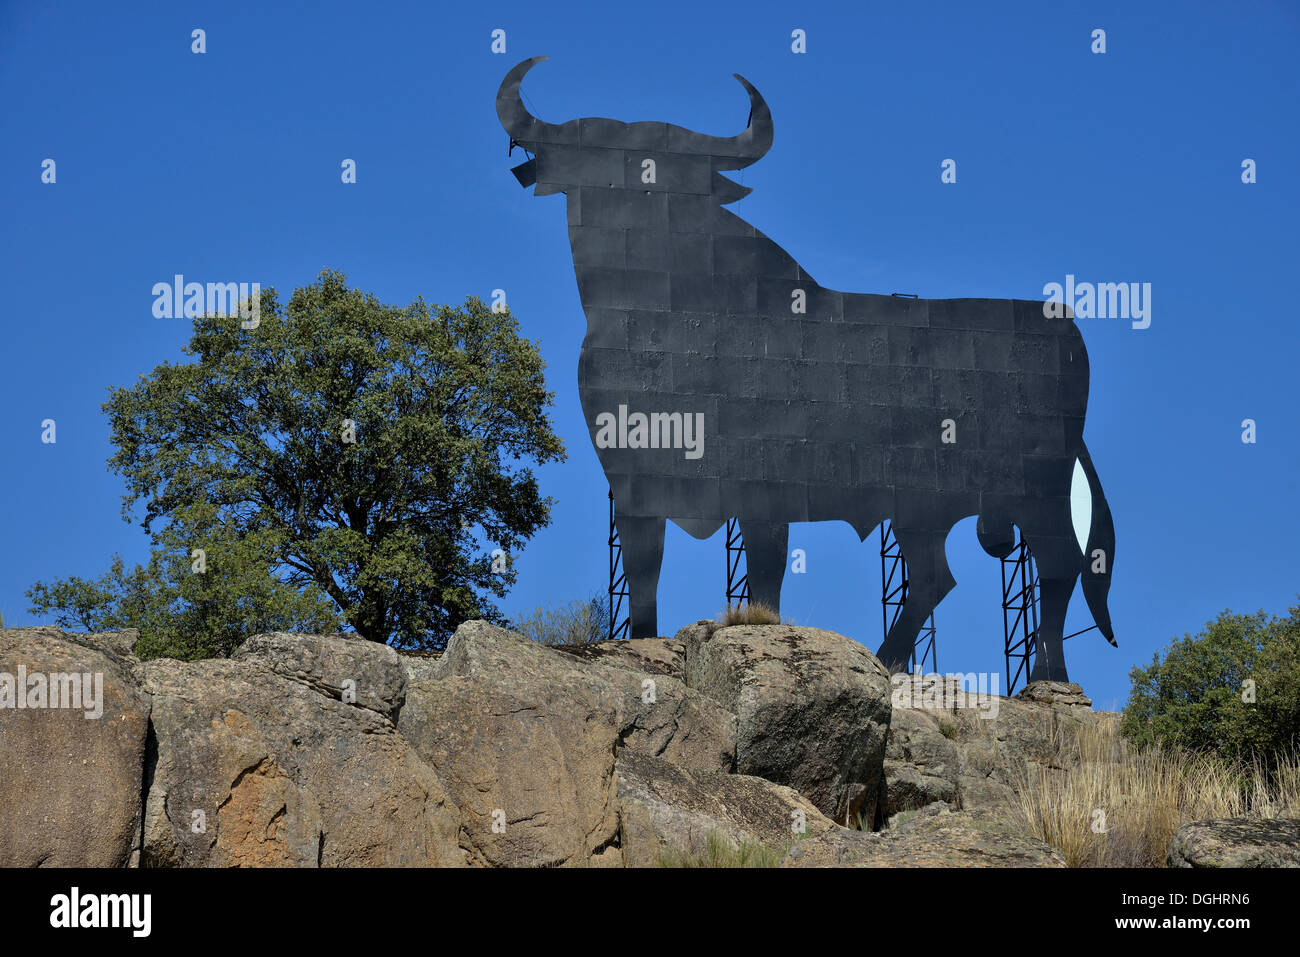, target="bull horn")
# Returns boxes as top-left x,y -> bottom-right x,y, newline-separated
708,74 -> 773,170
496,56 -> 560,143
